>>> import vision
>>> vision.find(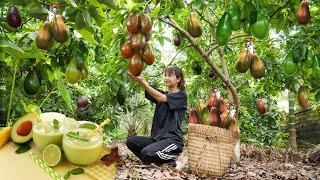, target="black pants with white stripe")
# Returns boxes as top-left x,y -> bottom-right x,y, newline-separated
126,136 -> 183,165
